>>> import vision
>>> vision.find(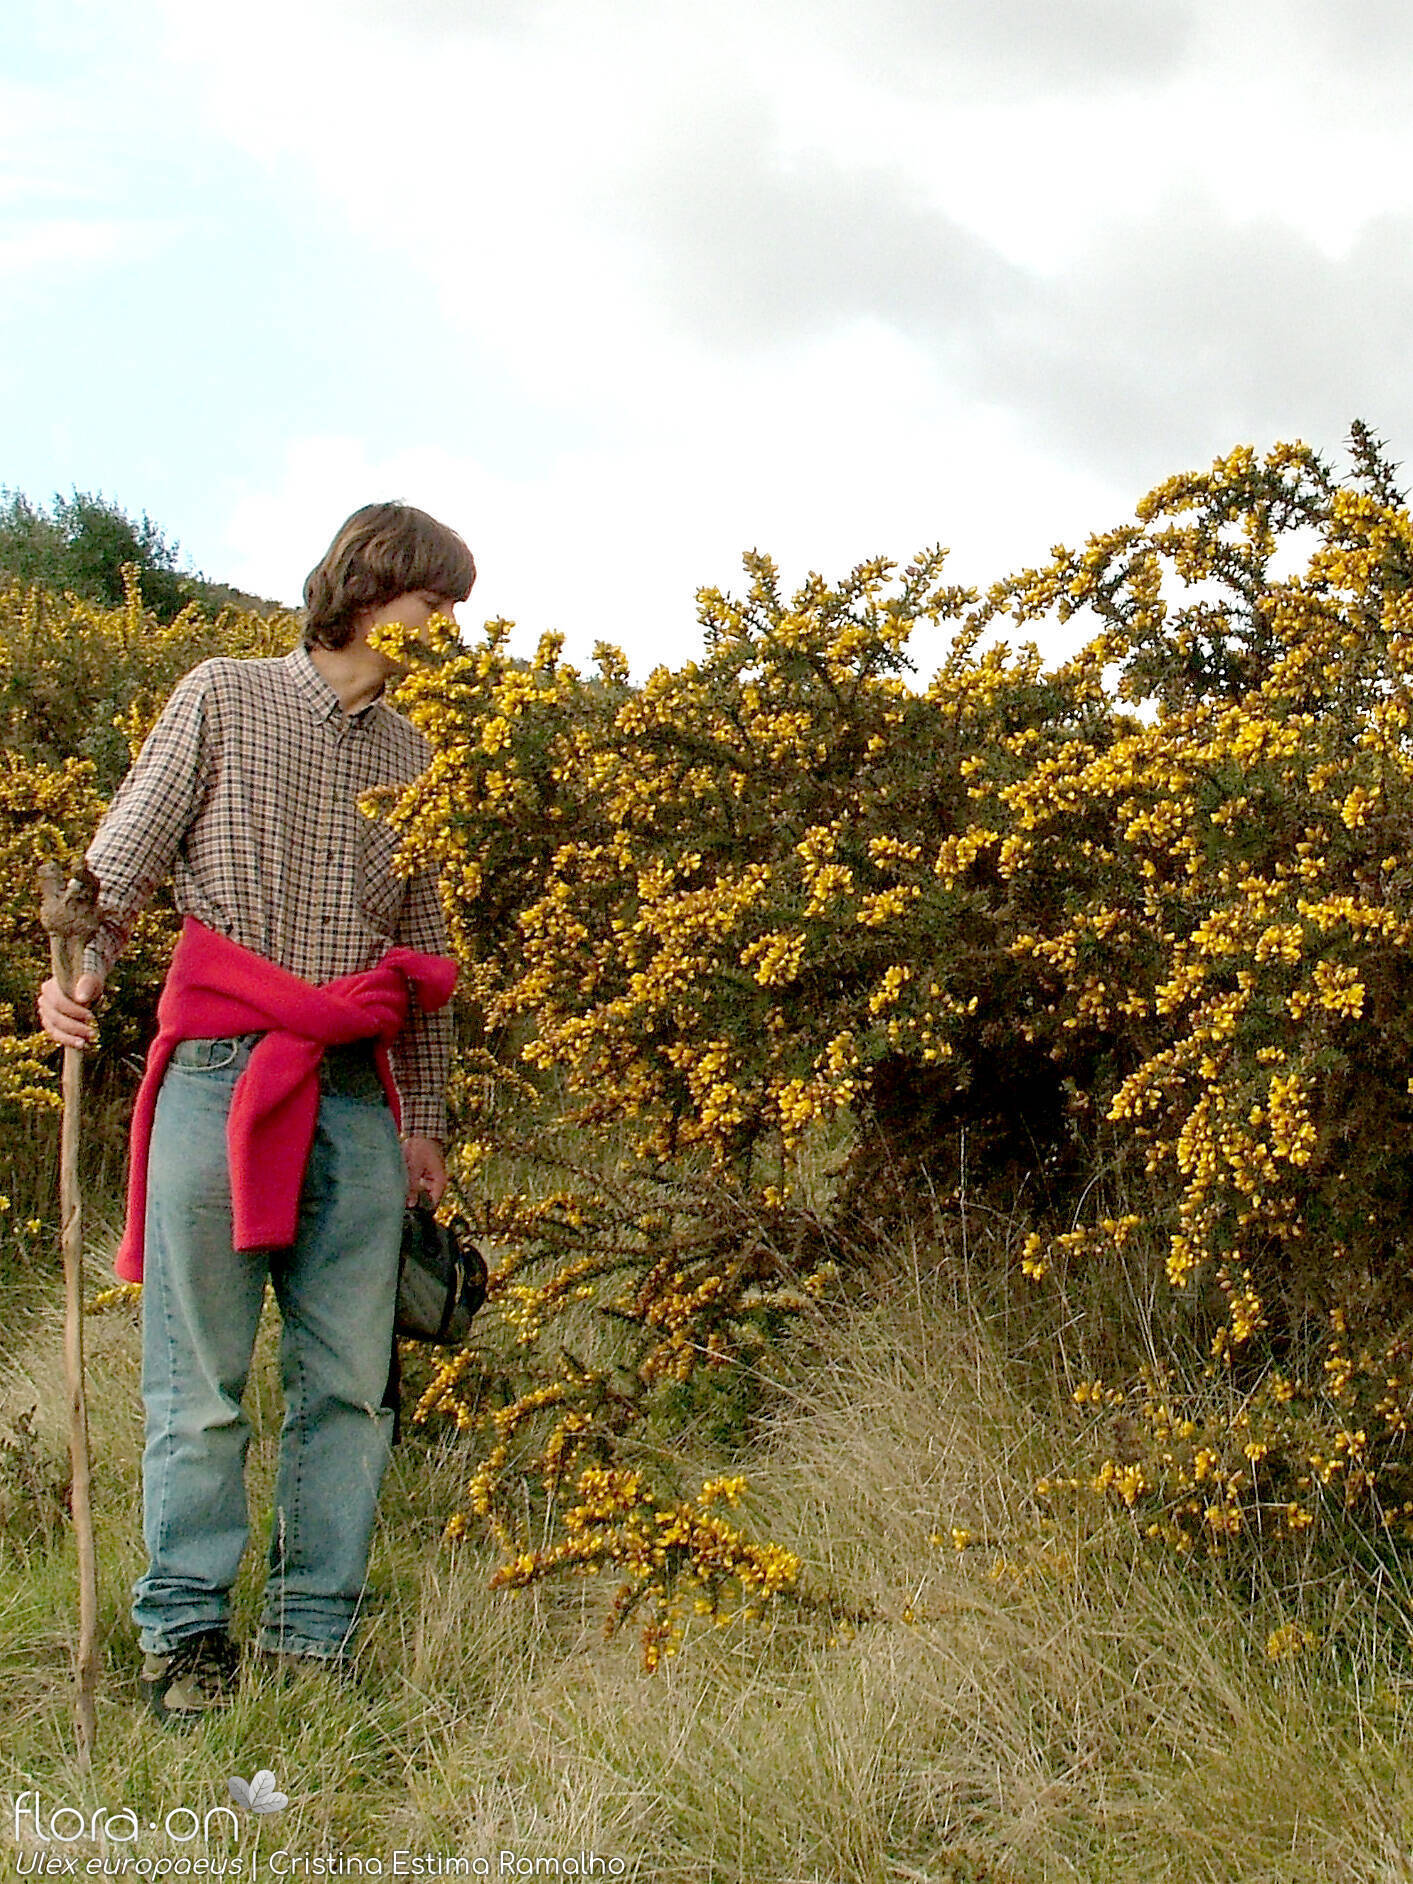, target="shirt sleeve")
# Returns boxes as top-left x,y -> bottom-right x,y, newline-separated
388,863 -> 454,1142
82,666 -> 215,982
